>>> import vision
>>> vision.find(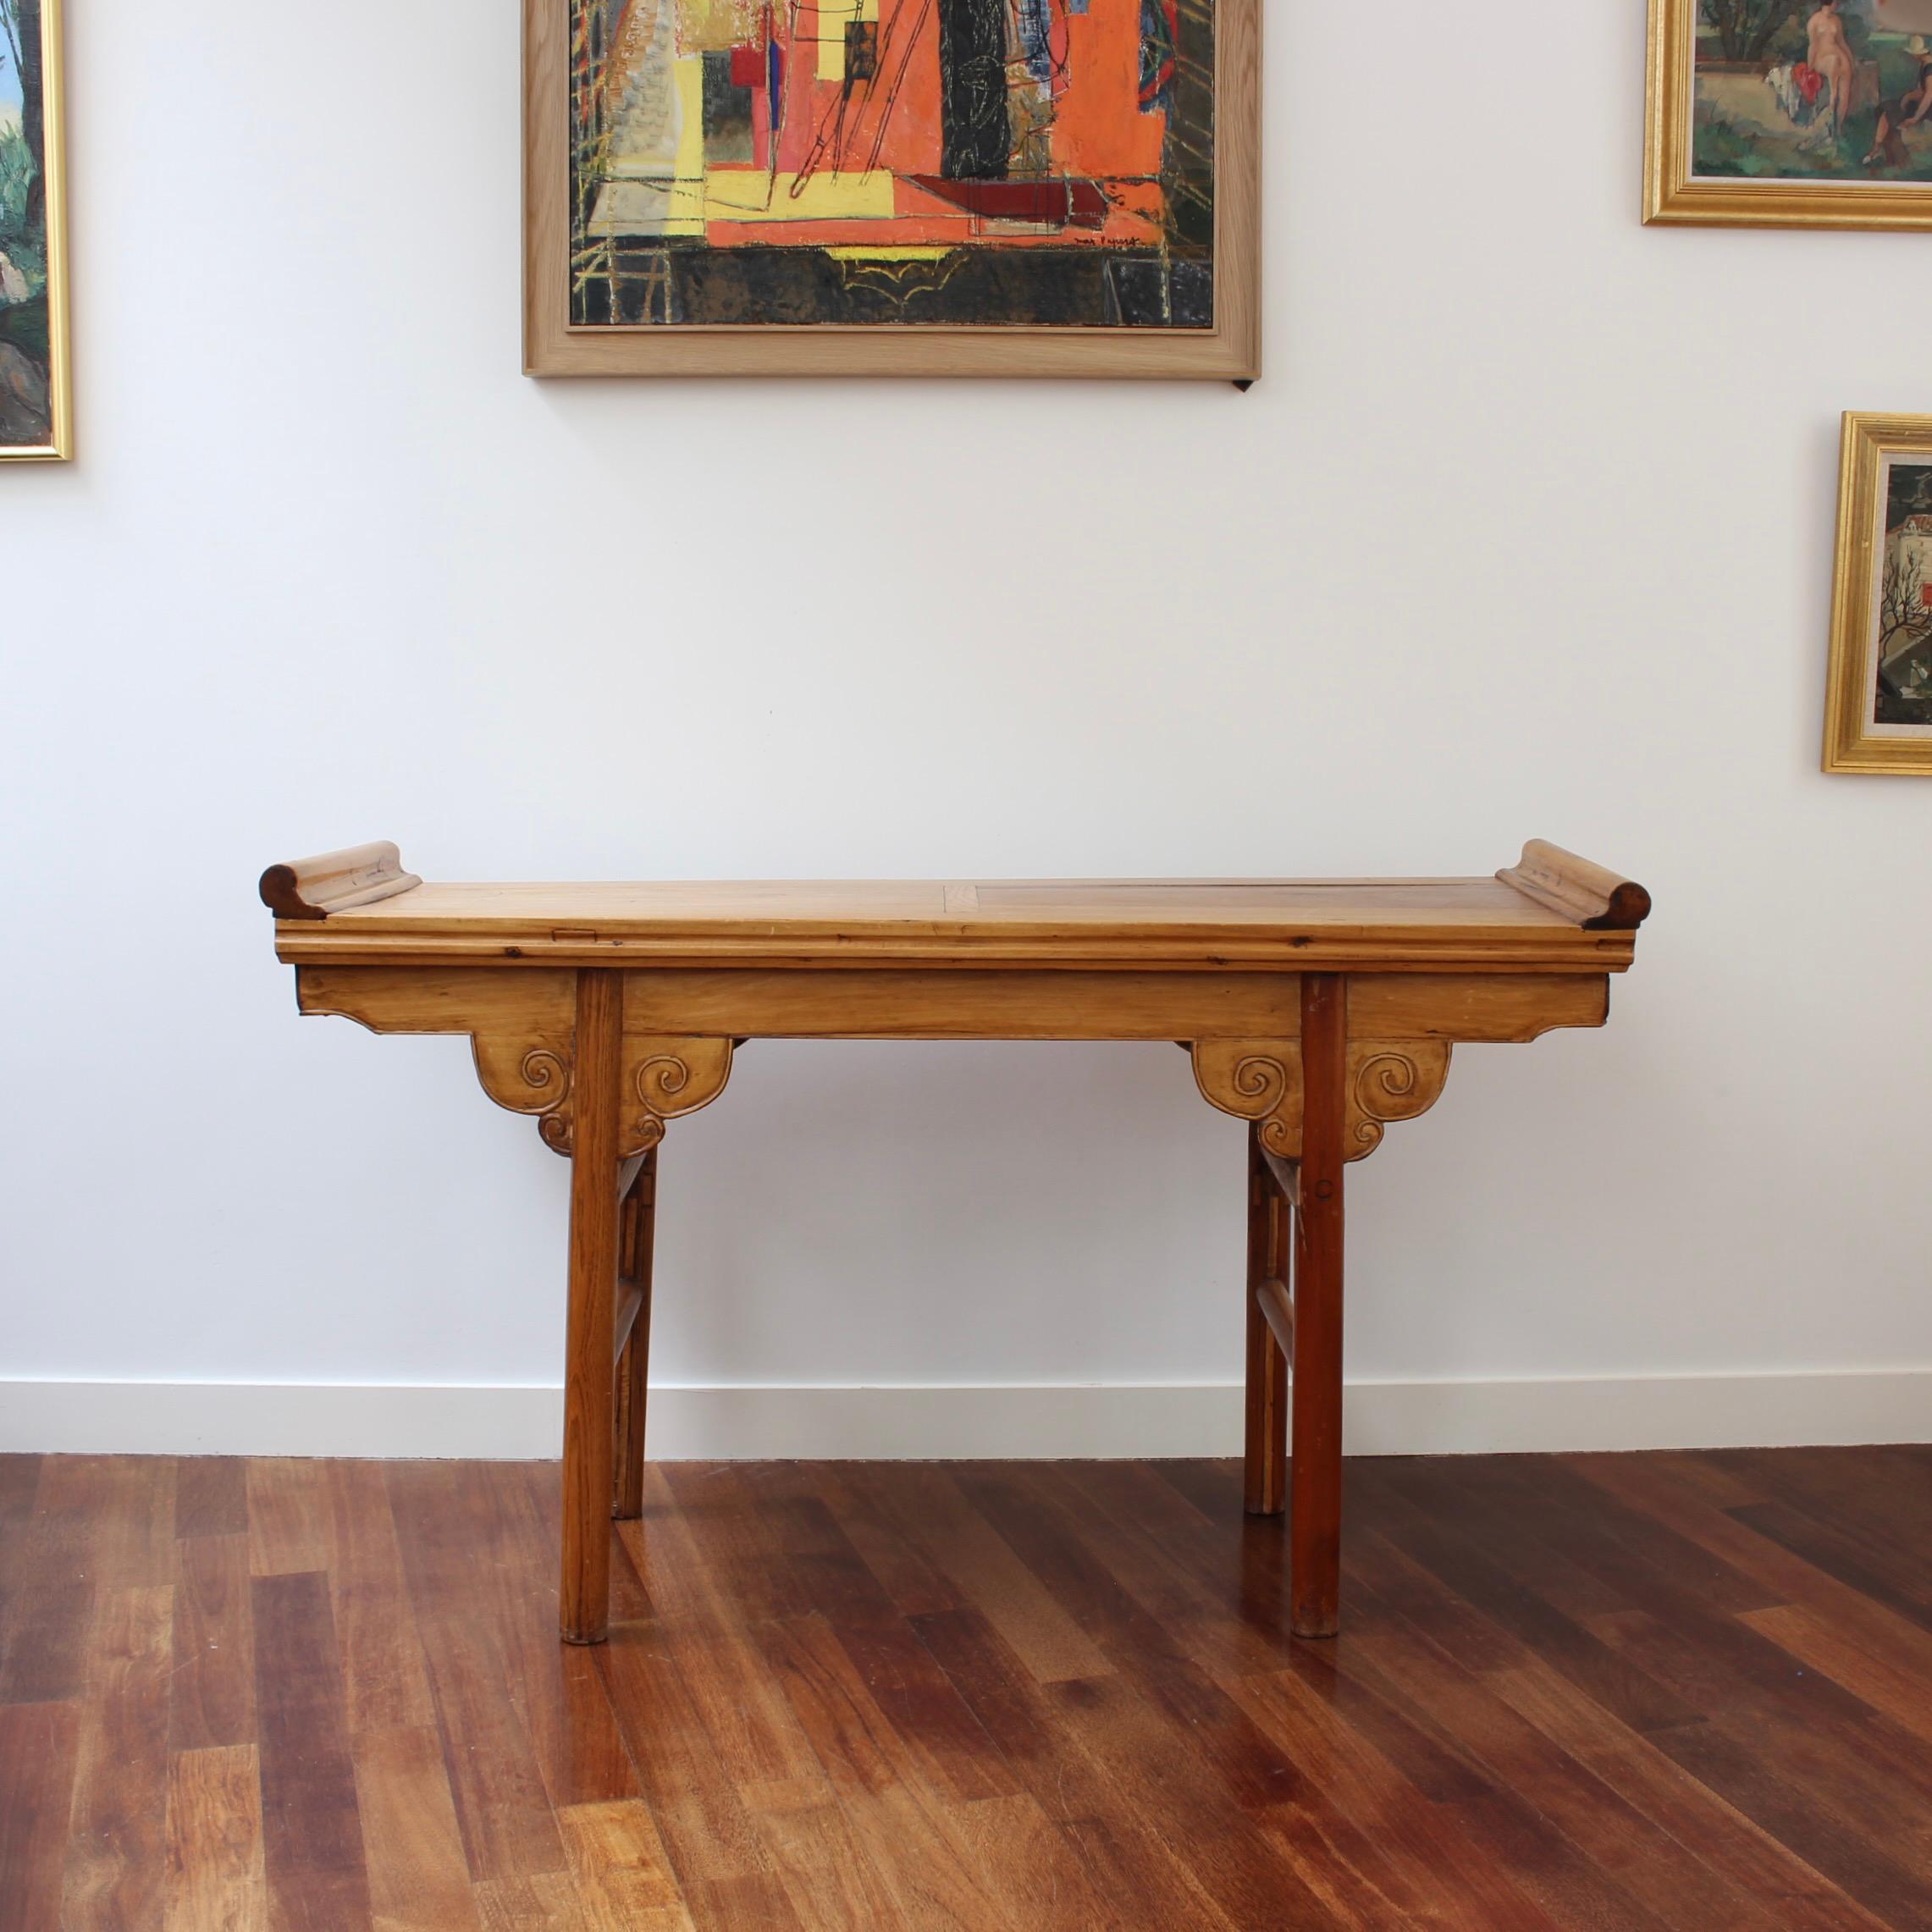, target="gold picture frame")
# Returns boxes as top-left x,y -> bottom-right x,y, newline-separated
0,0 -> 69,460
1646,0 -> 1932,229
521,0 -> 1259,379
1824,413 -> 1932,774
